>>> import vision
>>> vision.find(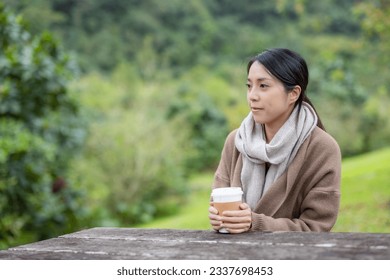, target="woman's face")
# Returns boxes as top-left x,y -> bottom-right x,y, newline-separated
246,61 -> 297,129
